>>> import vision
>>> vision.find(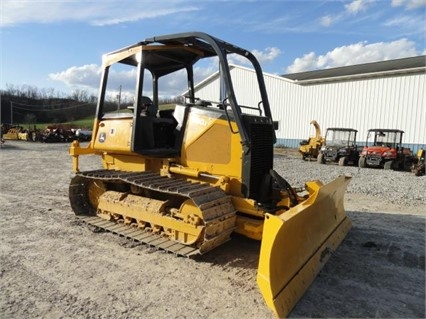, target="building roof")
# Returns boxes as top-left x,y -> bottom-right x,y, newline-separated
282,55 -> 426,82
